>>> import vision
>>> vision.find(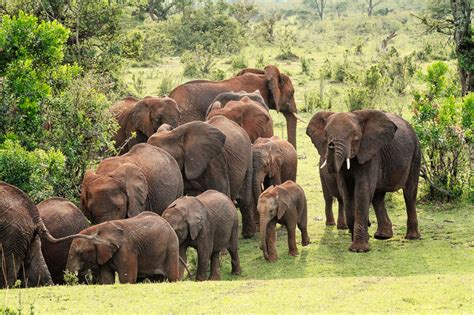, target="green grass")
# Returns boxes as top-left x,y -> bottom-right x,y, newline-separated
2,112 -> 473,313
